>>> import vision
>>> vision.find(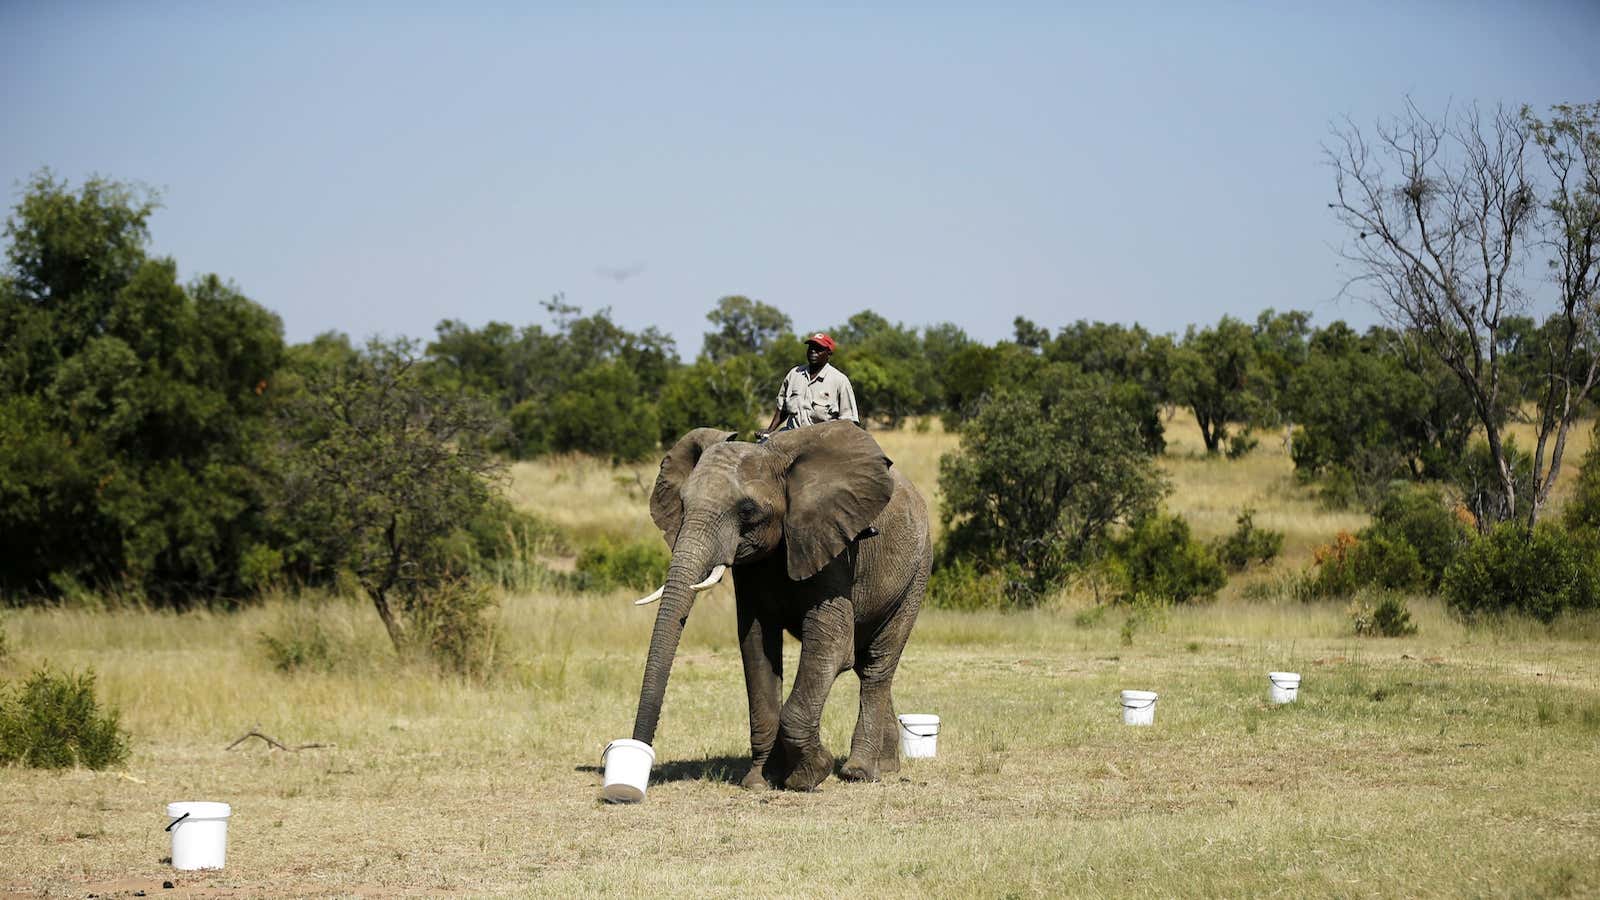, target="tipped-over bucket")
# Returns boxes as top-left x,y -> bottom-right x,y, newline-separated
897,714 -> 940,759
1268,672 -> 1301,704
1120,690 -> 1158,726
601,739 -> 655,803
166,801 -> 230,870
